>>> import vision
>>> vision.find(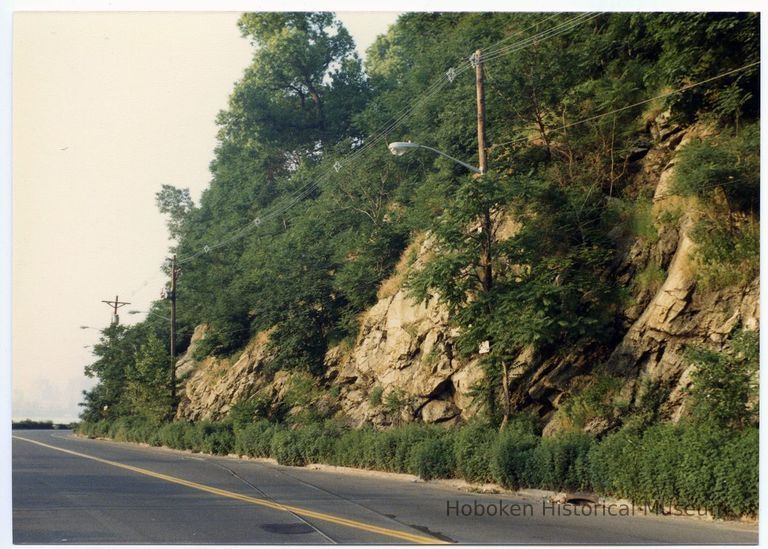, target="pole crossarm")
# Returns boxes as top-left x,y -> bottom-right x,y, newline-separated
101,296 -> 131,312
102,295 -> 131,324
